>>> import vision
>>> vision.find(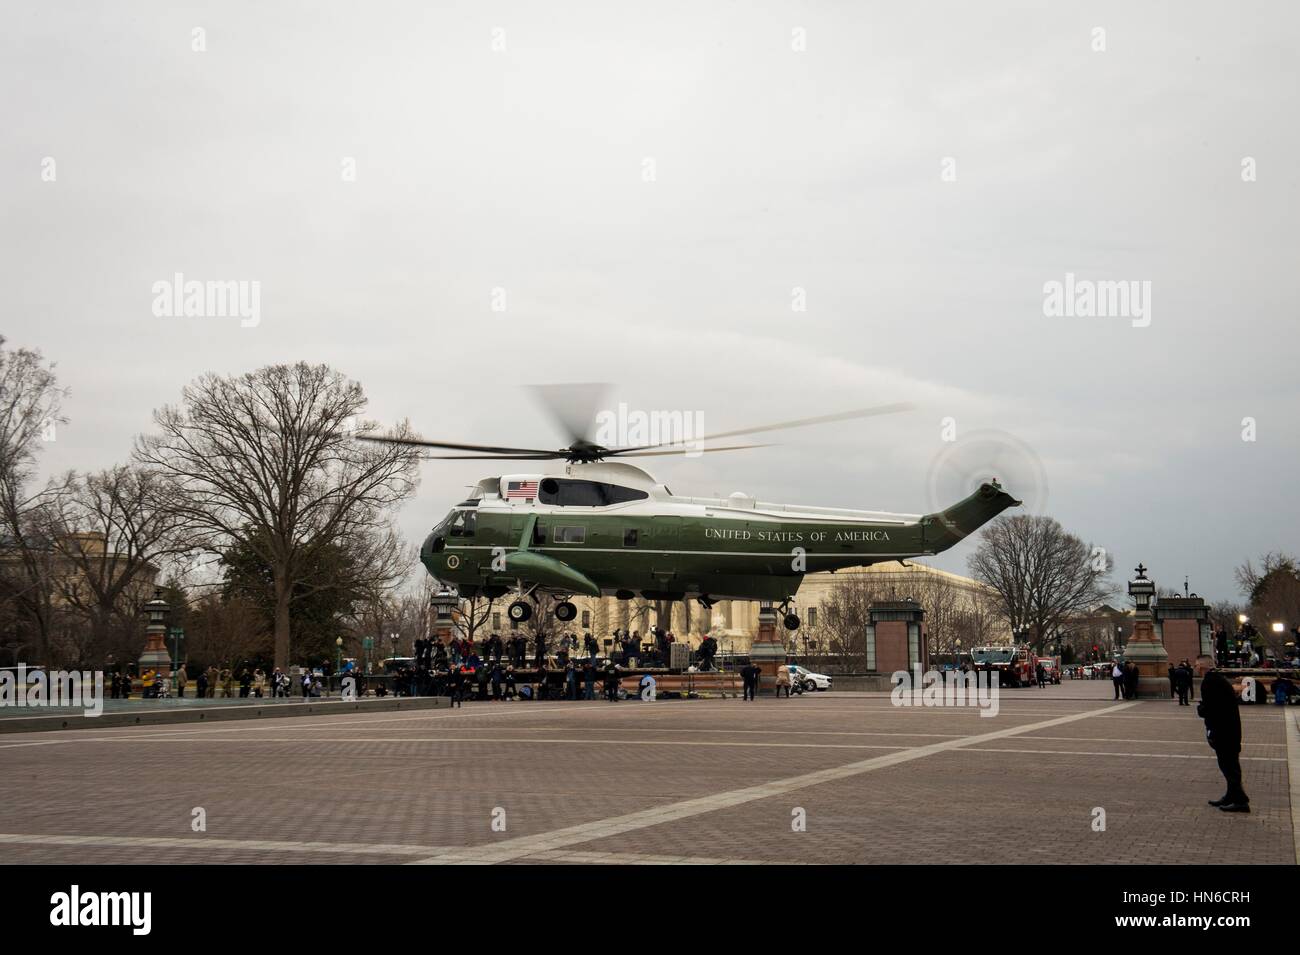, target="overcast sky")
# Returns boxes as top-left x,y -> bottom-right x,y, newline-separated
3,1 -> 1297,605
